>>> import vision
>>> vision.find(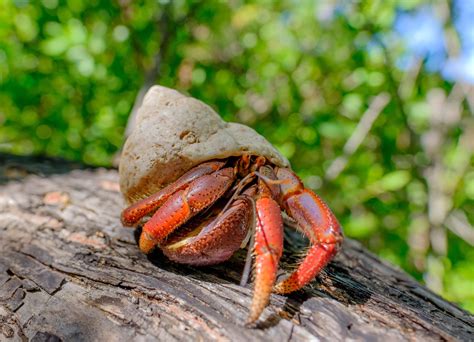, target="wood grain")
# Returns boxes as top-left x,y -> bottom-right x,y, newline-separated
0,153 -> 472,341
